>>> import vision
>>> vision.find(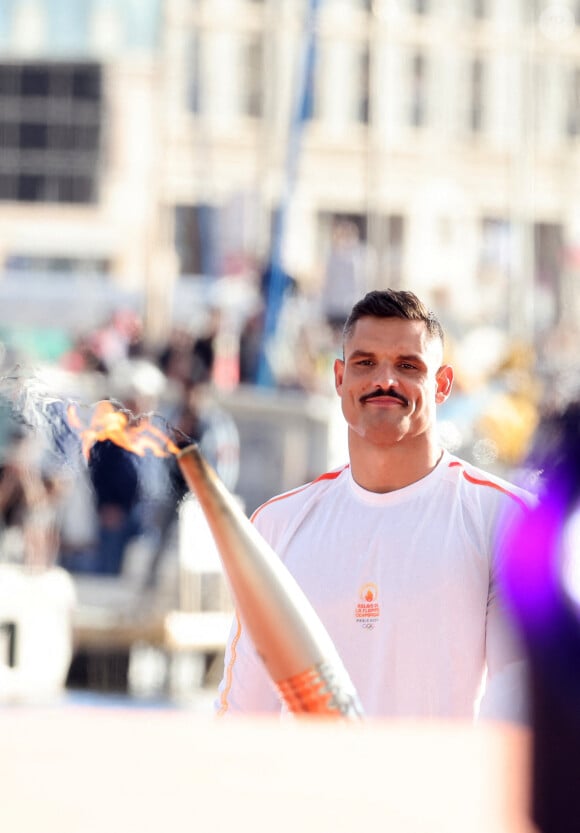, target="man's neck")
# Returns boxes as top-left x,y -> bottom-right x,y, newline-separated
348,436 -> 444,494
